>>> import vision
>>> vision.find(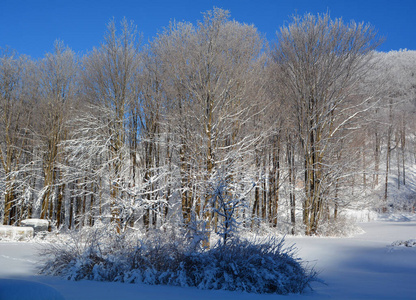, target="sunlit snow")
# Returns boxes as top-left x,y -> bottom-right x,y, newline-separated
0,216 -> 415,300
